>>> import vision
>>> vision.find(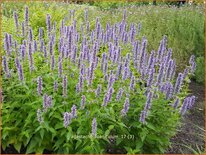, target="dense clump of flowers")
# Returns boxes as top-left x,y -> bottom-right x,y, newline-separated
2,7 -> 197,133
92,118 -> 97,137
